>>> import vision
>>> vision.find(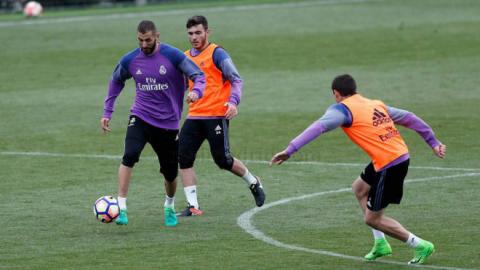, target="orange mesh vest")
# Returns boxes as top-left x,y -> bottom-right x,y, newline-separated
185,43 -> 231,117
341,94 -> 409,171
